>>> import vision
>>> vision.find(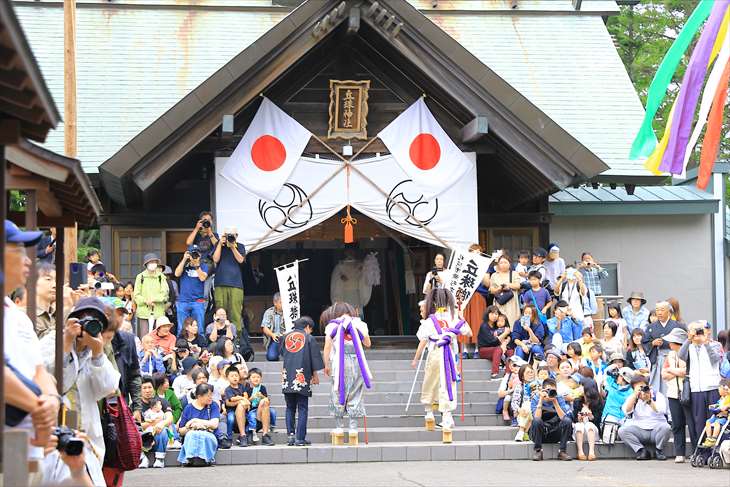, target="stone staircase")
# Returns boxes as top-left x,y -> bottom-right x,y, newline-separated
164,350 -> 682,465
